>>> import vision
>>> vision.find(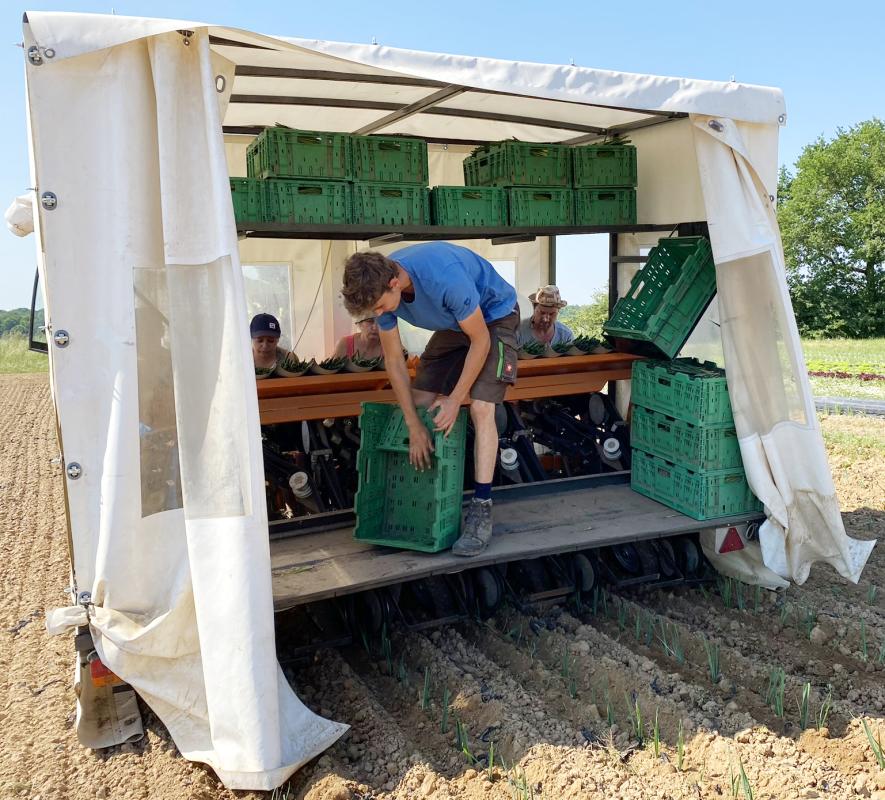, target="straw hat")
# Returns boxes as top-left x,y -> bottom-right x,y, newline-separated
528,285 -> 567,308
